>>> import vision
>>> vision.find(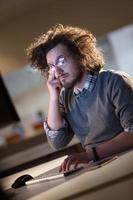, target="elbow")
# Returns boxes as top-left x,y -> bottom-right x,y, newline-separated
48,137 -> 70,150
50,140 -> 68,150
